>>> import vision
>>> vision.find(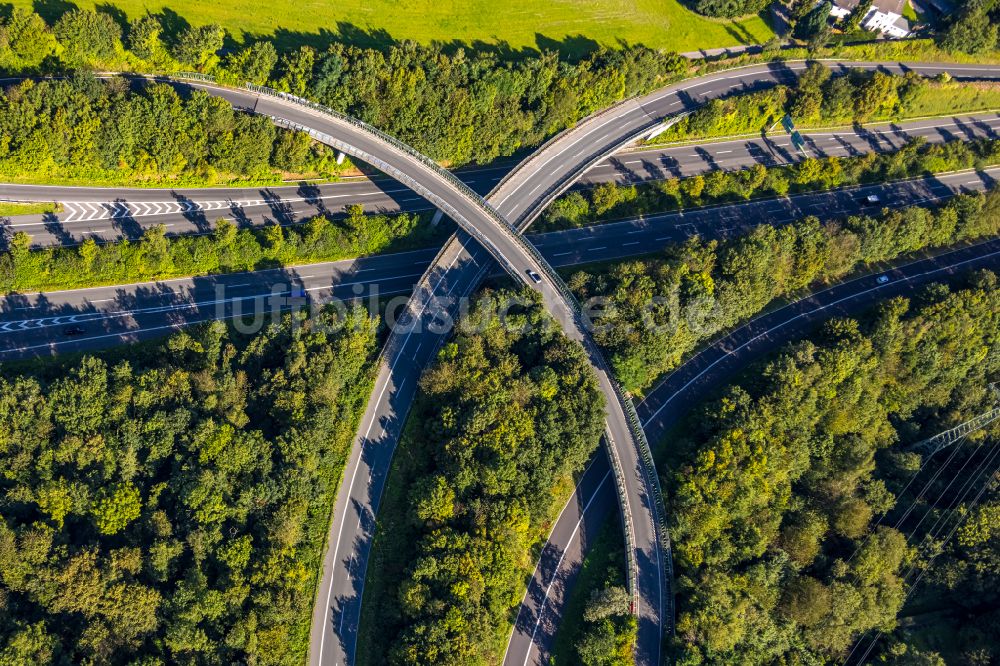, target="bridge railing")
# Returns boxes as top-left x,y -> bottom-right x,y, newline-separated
241,82 -> 519,228
620,386 -> 675,632
172,73 -> 517,230
602,425 -> 640,614
264,115 -> 532,283
513,223 -> 673,626
509,112 -> 692,230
